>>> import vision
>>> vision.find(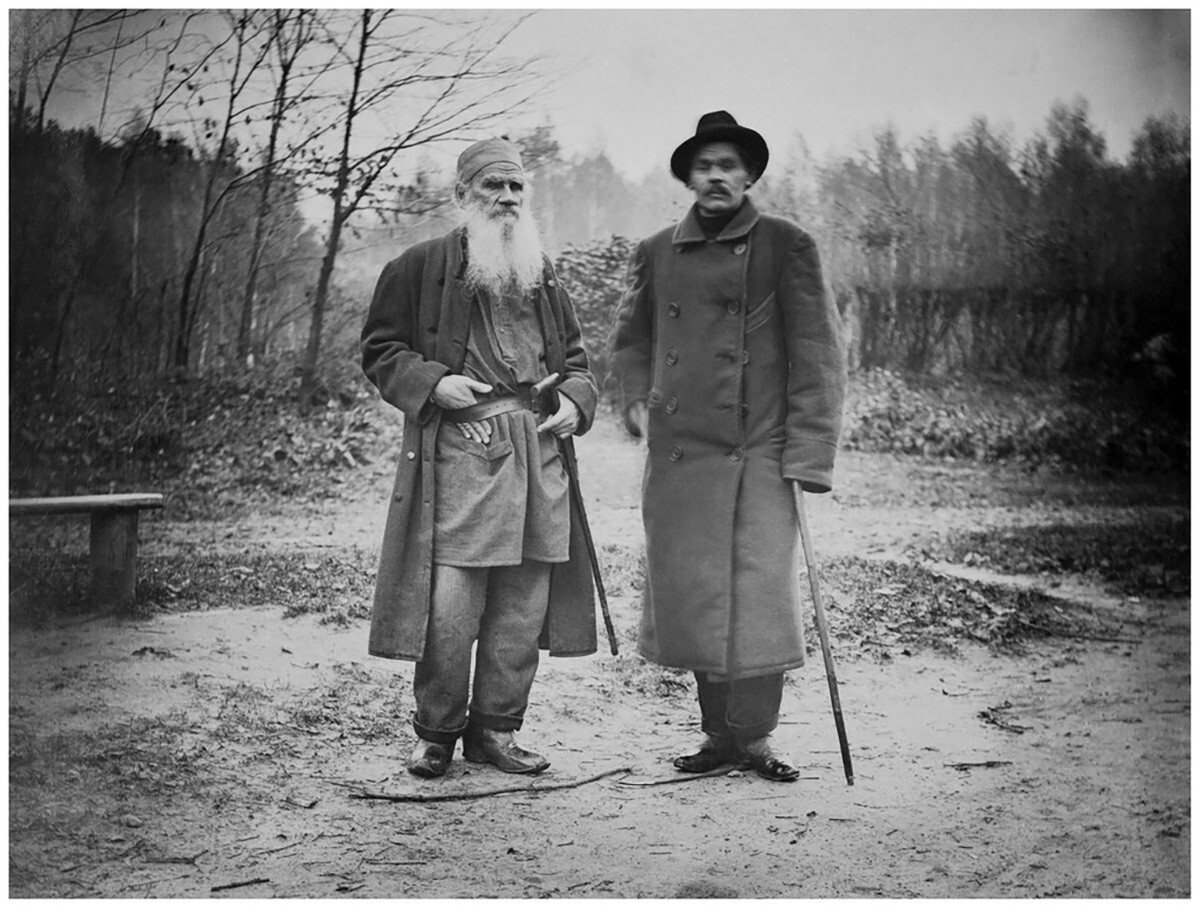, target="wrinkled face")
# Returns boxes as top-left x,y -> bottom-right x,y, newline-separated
458,165 -> 526,222
688,141 -> 752,215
